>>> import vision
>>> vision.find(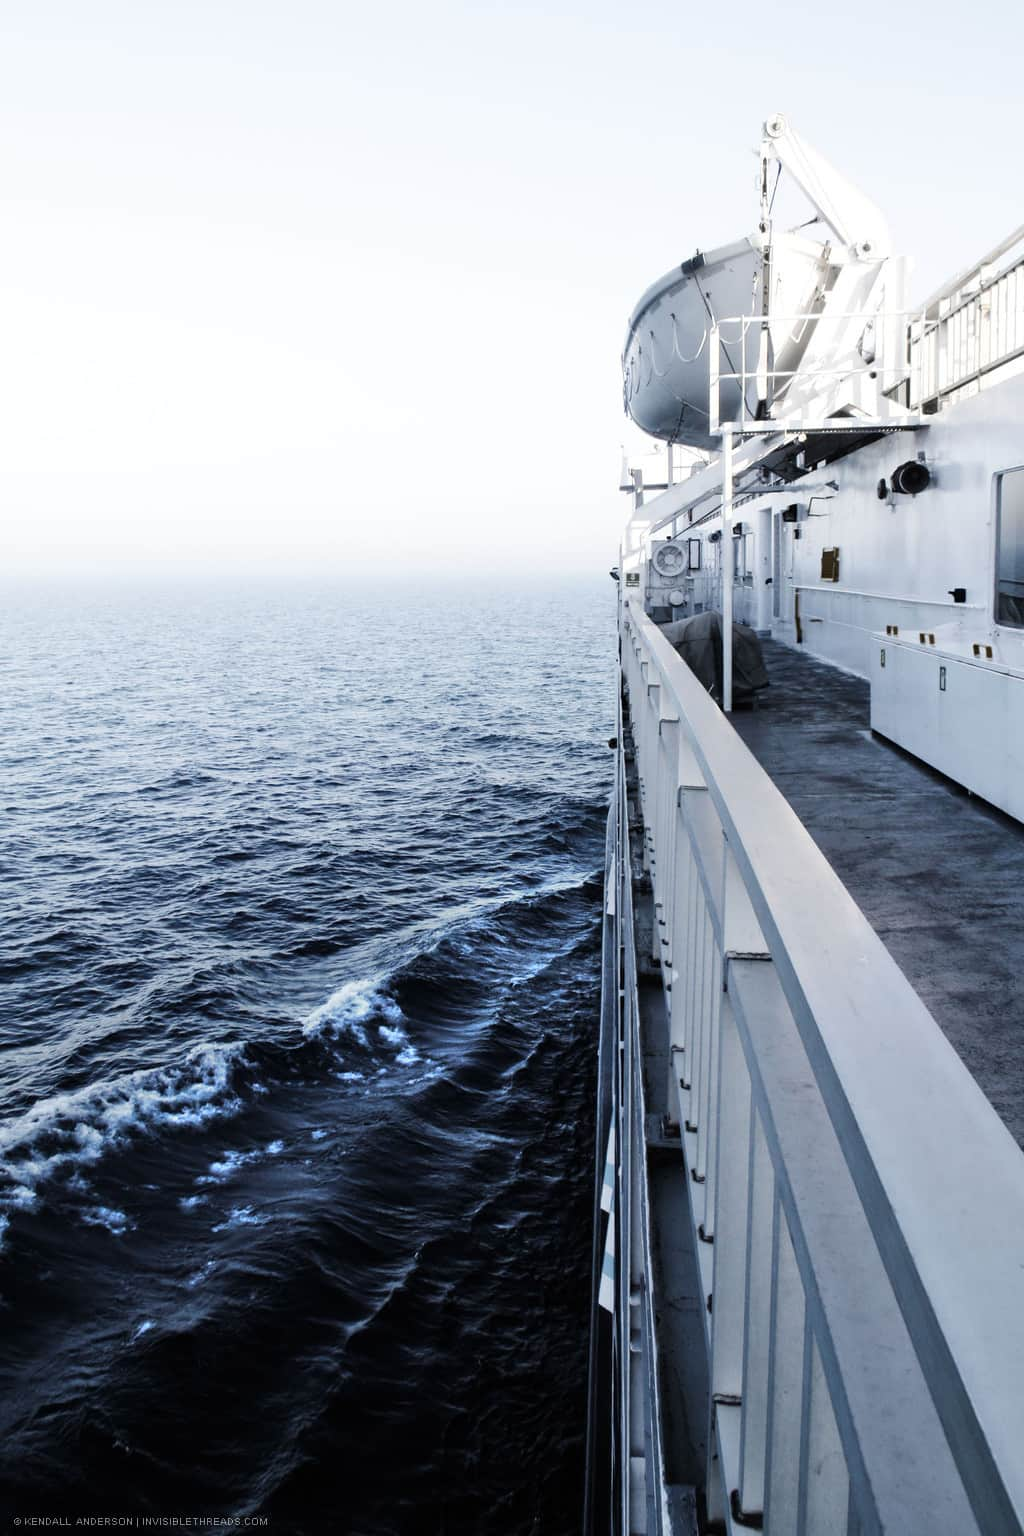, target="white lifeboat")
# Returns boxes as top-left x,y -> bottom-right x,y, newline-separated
622,115 -> 900,450
622,231 -> 830,449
